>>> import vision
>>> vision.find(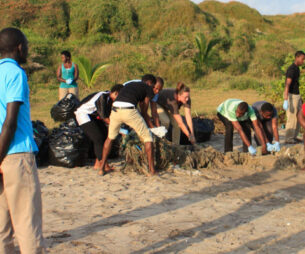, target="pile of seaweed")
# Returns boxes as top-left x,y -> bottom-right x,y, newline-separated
121,131 -> 253,175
